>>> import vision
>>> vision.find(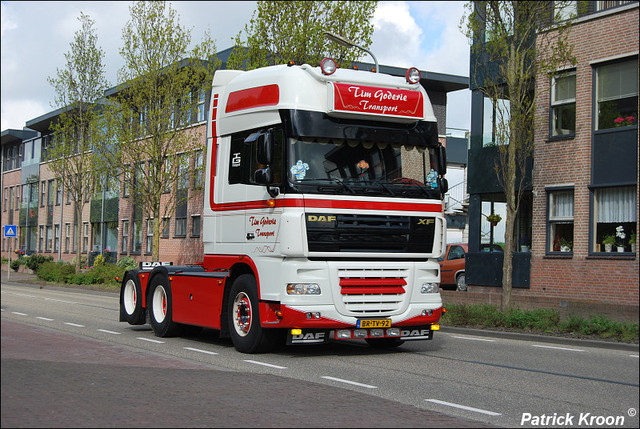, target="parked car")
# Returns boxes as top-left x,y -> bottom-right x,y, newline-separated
438,243 -> 468,291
